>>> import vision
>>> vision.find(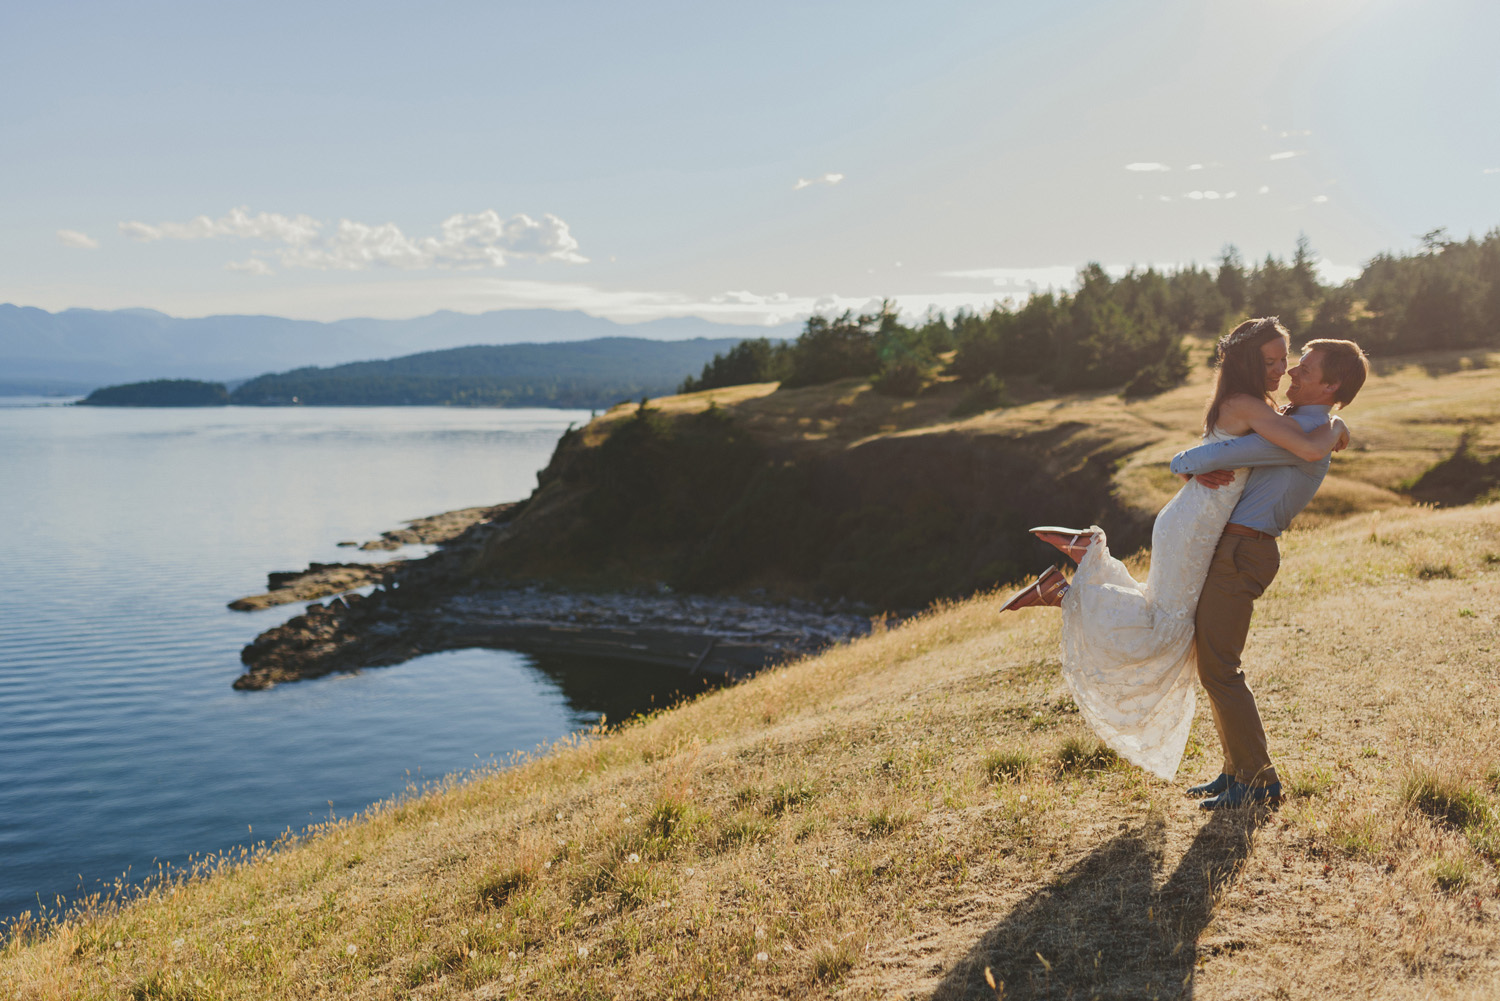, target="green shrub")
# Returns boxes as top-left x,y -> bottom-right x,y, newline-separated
1286,765 -> 1335,799
1056,736 -> 1120,773
476,866 -> 533,908
766,780 -> 817,816
1401,770 -> 1487,828
1430,856 -> 1474,892
984,748 -> 1034,782
810,938 -> 858,984
872,359 -> 927,397
951,373 -> 1010,417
